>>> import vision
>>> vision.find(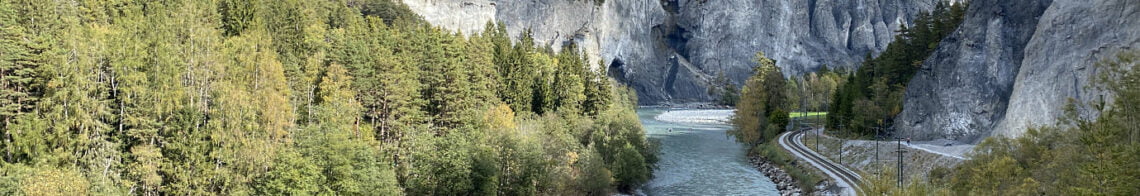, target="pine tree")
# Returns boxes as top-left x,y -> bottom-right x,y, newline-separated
291,63 -> 402,195
582,61 -> 612,116
0,0 -> 37,163
467,30 -> 501,106
418,29 -> 477,131
530,51 -> 558,115
554,43 -> 588,114
146,1 -> 228,194
219,0 -> 257,36
497,29 -> 538,114
109,2 -> 170,194
208,30 -> 294,194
